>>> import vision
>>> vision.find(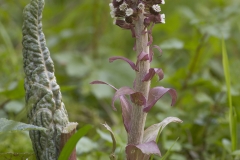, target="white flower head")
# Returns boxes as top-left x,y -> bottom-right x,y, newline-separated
119,2 -> 128,11
110,10 -> 115,18
125,8 -> 134,16
109,3 -> 115,11
161,14 -> 165,23
161,0 -> 165,4
152,4 -> 161,13
138,3 -> 145,10
113,18 -> 117,25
